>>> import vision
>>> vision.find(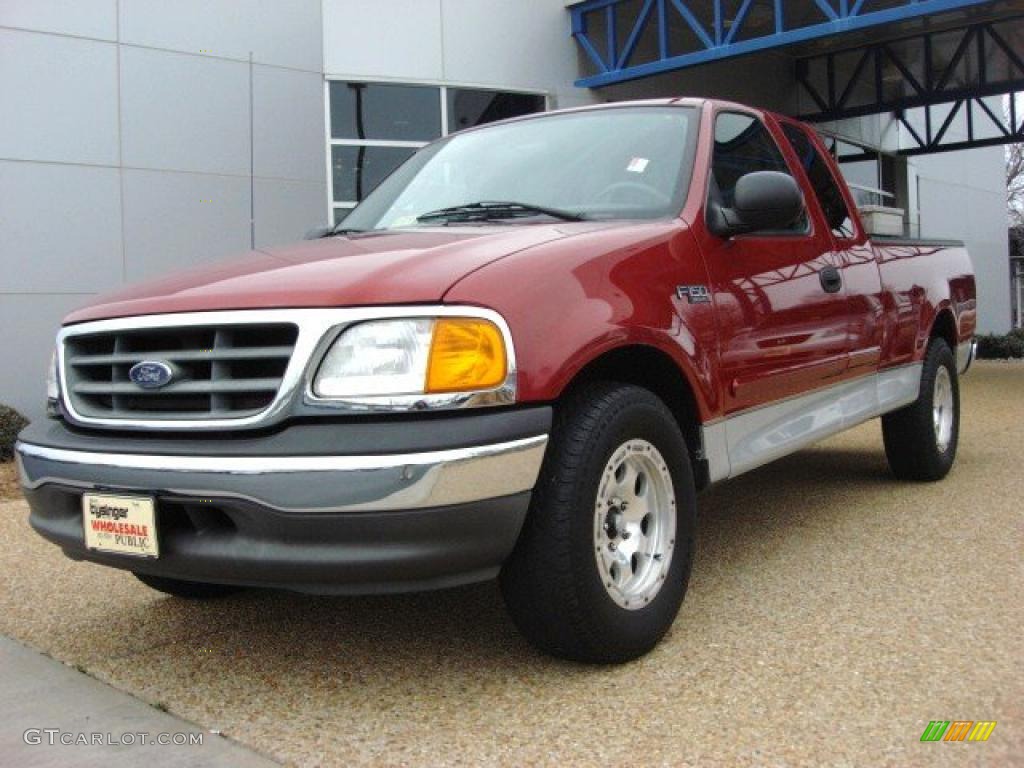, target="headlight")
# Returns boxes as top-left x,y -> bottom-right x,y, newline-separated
313,317 -> 508,399
46,348 -> 59,401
